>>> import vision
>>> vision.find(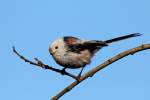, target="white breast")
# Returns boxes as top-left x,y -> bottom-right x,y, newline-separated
53,49 -> 92,69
